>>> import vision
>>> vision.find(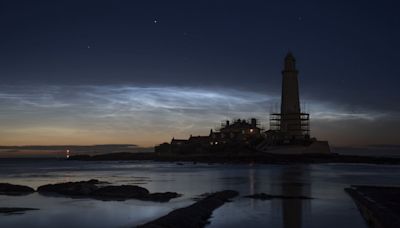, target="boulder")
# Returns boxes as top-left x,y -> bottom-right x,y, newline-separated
37,179 -> 100,196
92,185 -> 149,199
145,192 -> 182,202
0,183 -> 35,196
37,179 -> 181,202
